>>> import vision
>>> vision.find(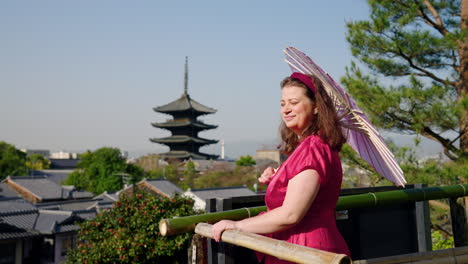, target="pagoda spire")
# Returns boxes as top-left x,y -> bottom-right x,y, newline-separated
184,56 -> 188,94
